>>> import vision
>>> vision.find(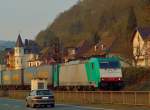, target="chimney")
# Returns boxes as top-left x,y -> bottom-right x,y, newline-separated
25,39 -> 29,46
